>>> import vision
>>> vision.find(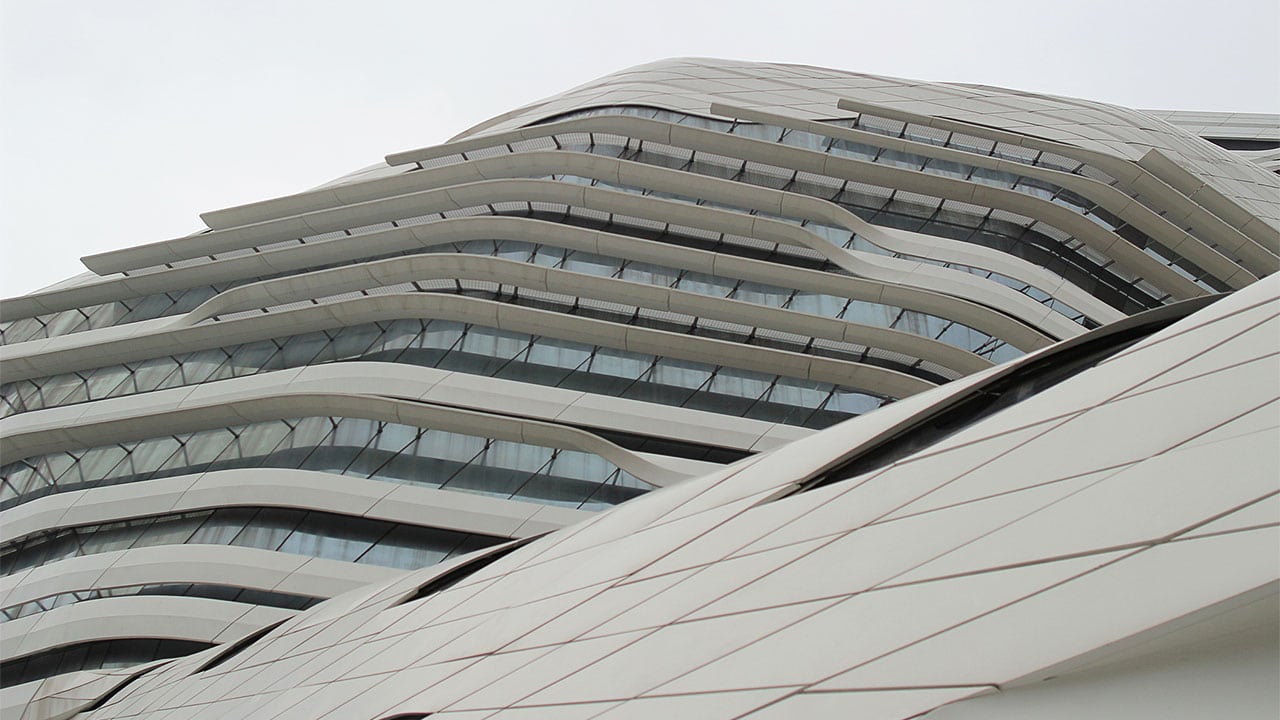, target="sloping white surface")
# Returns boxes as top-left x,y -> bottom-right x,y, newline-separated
47,277 -> 1277,720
